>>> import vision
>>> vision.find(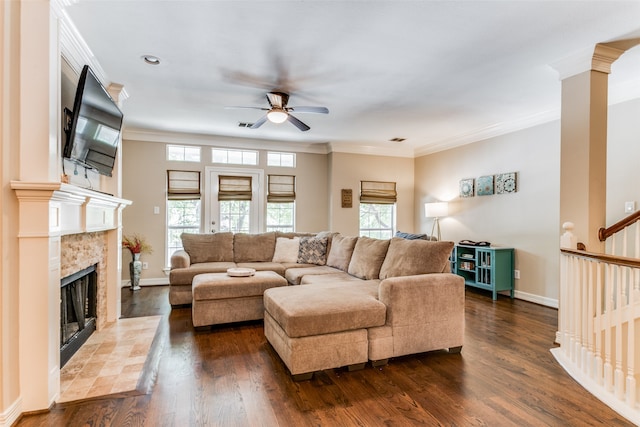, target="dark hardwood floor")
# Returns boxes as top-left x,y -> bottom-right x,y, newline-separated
16,286 -> 634,426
